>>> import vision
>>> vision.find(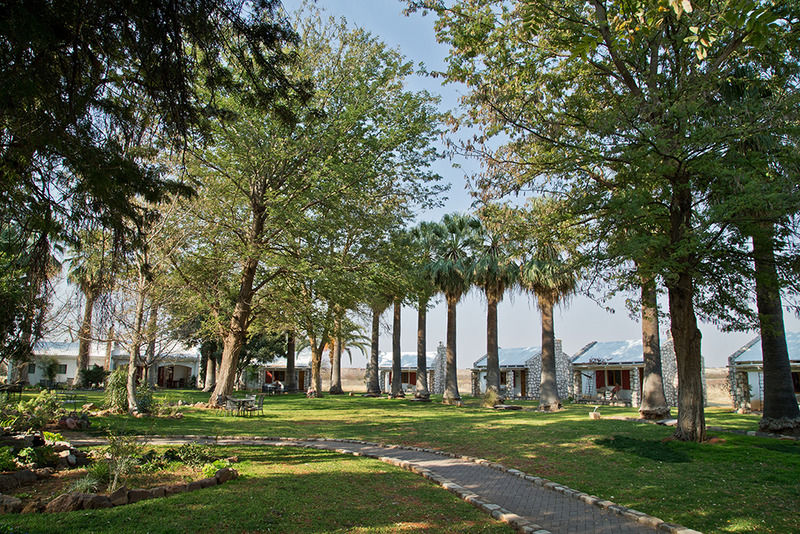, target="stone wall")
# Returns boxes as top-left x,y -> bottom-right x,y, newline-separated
524,340 -> 571,400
